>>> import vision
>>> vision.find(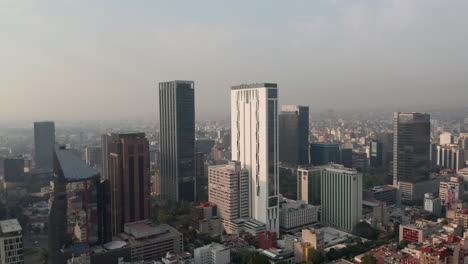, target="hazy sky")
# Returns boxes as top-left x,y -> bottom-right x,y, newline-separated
1,0 -> 468,121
